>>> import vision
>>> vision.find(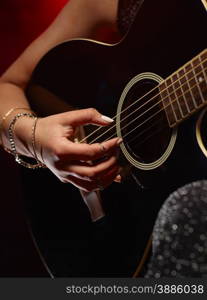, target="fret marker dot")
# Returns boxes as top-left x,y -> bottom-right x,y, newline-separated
198,76 -> 203,83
